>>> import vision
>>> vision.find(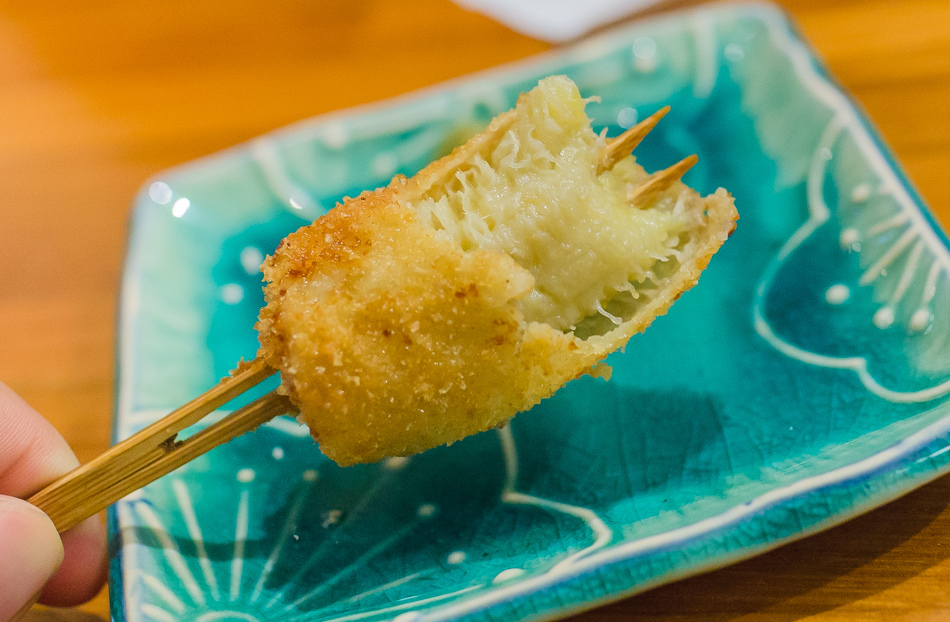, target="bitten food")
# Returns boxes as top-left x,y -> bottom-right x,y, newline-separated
257,76 -> 738,466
